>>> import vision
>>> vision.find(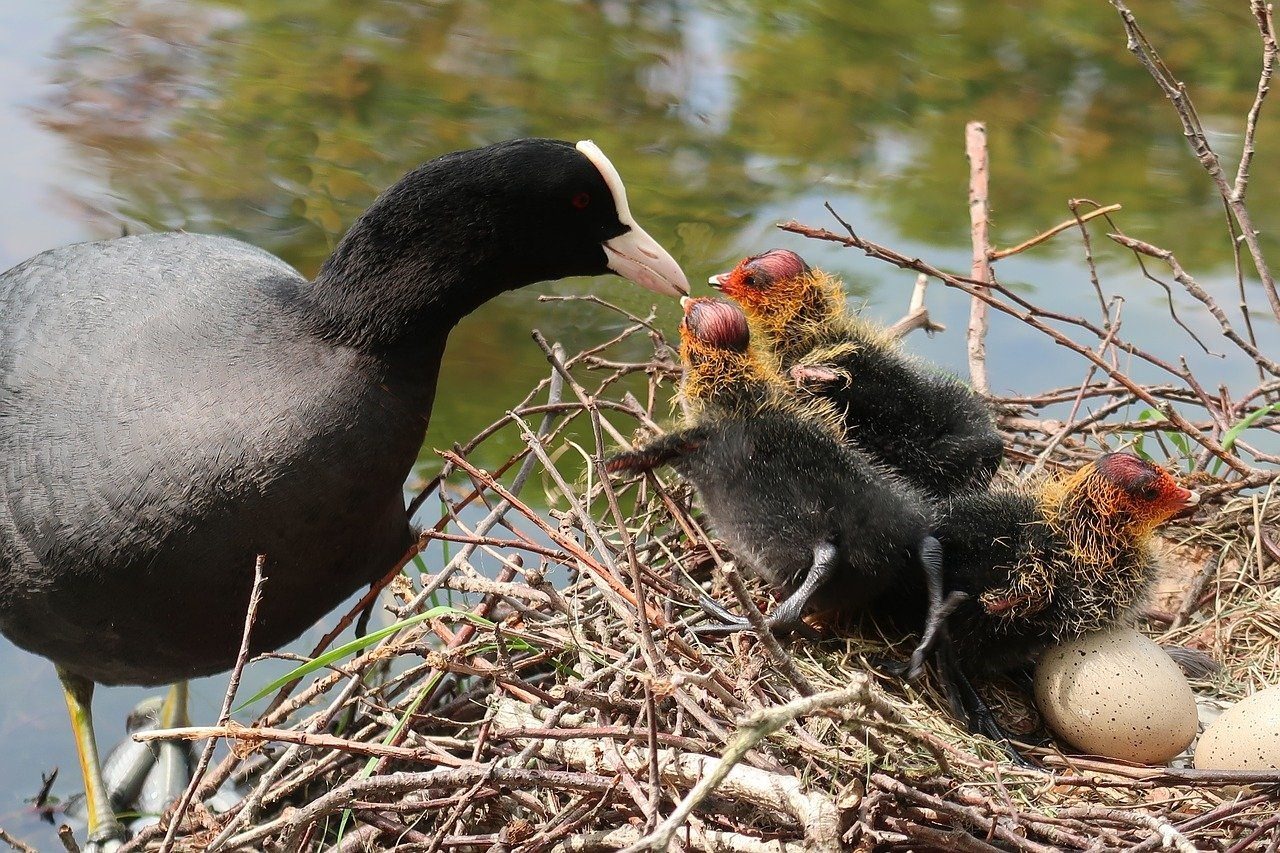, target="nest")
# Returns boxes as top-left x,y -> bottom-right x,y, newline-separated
103,7 -> 1280,845
103,289 -> 1280,853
